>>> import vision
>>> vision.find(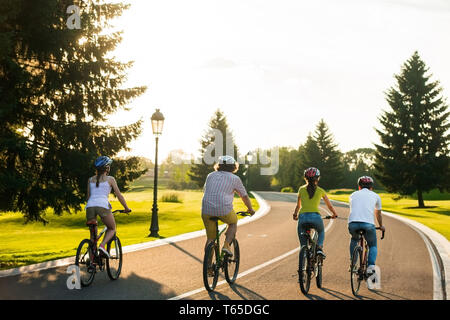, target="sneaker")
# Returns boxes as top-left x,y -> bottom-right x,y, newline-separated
98,244 -> 110,258
317,248 -> 326,260
222,242 -> 233,256
367,265 -> 376,277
